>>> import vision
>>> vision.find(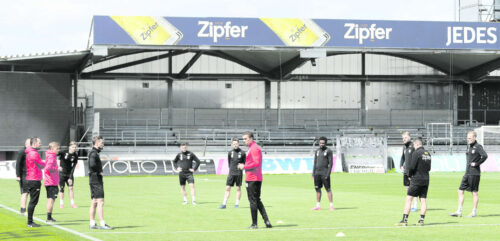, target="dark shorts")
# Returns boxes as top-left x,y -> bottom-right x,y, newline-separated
179,172 -> 194,186
407,184 -> 428,198
459,175 -> 480,192
314,175 -> 331,191
19,177 -> 28,194
45,186 -> 58,199
403,174 -> 410,187
226,175 -> 243,187
59,173 -> 74,192
90,183 -> 104,199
